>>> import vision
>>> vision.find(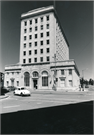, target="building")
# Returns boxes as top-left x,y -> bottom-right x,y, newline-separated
4,6 -> 80,91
